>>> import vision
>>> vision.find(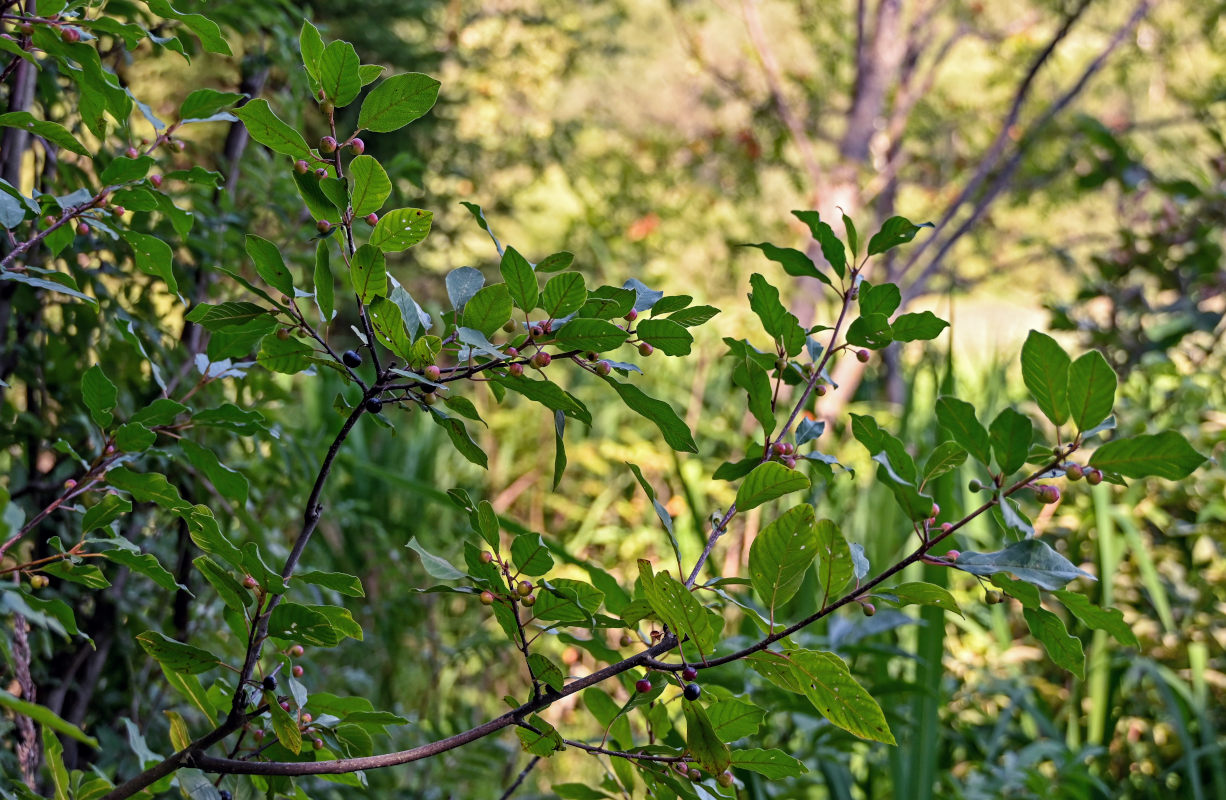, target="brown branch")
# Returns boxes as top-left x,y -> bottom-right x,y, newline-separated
497,755 -> 541,800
